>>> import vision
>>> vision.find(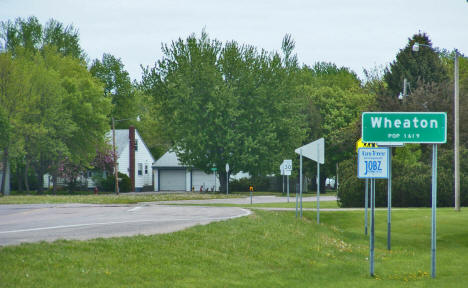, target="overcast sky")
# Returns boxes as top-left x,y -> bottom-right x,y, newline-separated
1,0 -> 467,81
